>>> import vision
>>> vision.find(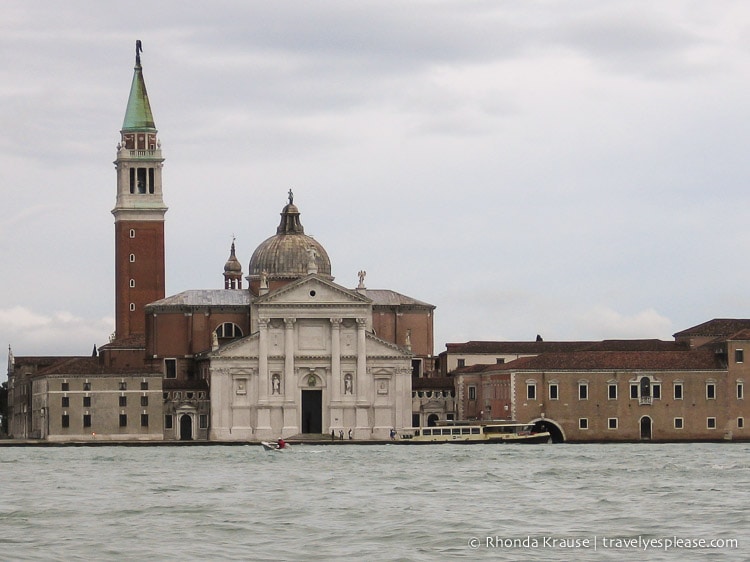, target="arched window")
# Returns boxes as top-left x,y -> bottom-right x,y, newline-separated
214,322 -> 243,341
